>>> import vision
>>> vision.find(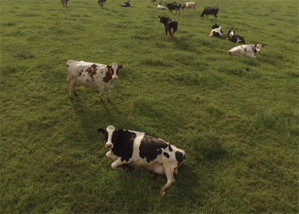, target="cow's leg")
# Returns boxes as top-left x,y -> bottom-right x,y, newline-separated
98,87 -> 105,102
107,90 -> 112,102
67,77 -> 75,99
106,151 -> 118,160
111,158 -> 126,169
160,164 -> 175,196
